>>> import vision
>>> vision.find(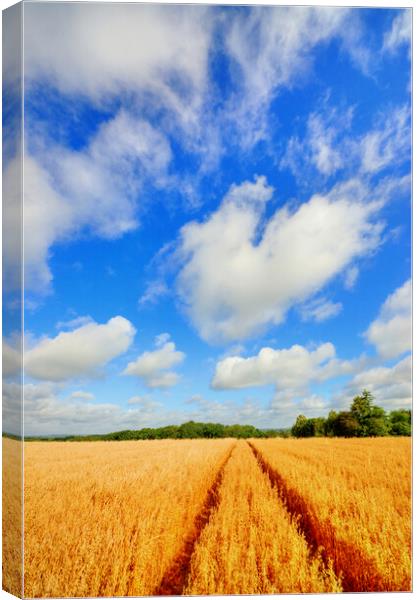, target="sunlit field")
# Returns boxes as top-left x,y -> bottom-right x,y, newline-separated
2,438 -> 23,597
22,437 -> 411,597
